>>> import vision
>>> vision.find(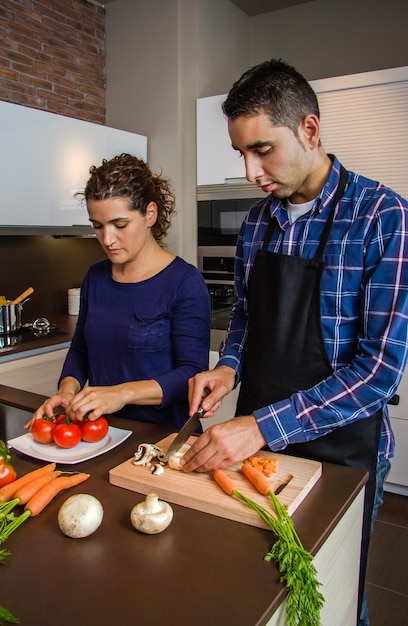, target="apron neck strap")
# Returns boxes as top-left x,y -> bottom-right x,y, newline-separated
313,164 -> 348,262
